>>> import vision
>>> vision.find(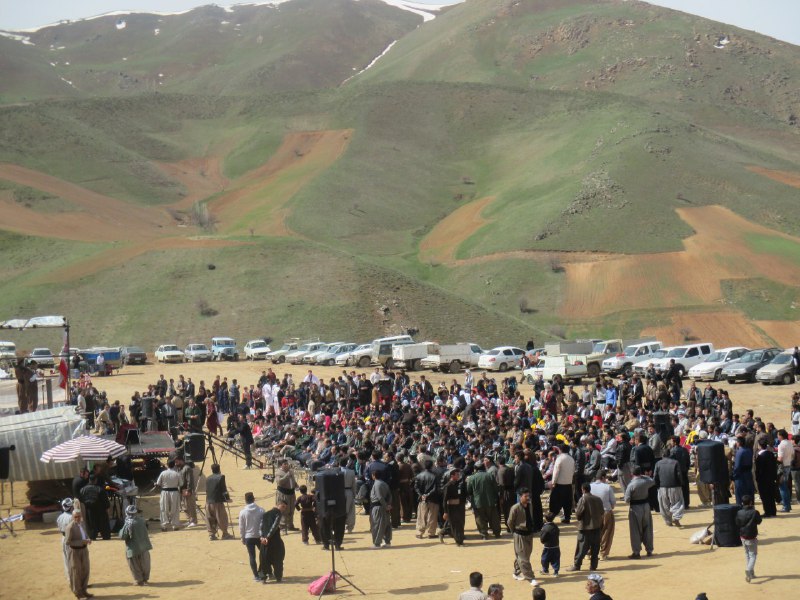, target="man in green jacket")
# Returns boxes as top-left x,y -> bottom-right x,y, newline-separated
467,463 -> 501,539
119,505 -> 153,586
